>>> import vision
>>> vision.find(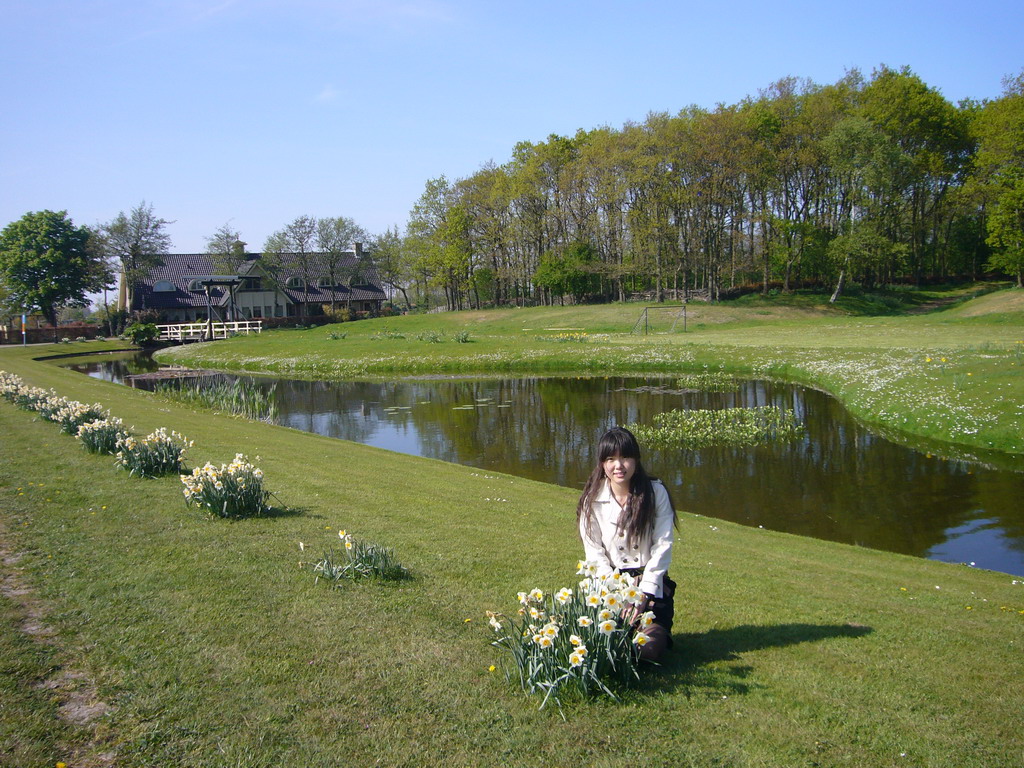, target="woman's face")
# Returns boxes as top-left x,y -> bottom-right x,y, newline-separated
602,453 -> 636,487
